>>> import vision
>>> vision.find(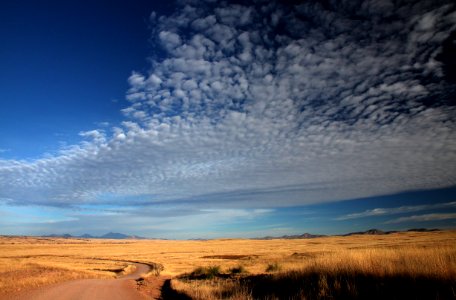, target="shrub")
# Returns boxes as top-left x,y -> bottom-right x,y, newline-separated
190,266 -> 221,279
265,262 -> 281,272
206,266 -> 221,279
151,262 -> 164,276
229,265 -> 247,274
142,262 -> 164,277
